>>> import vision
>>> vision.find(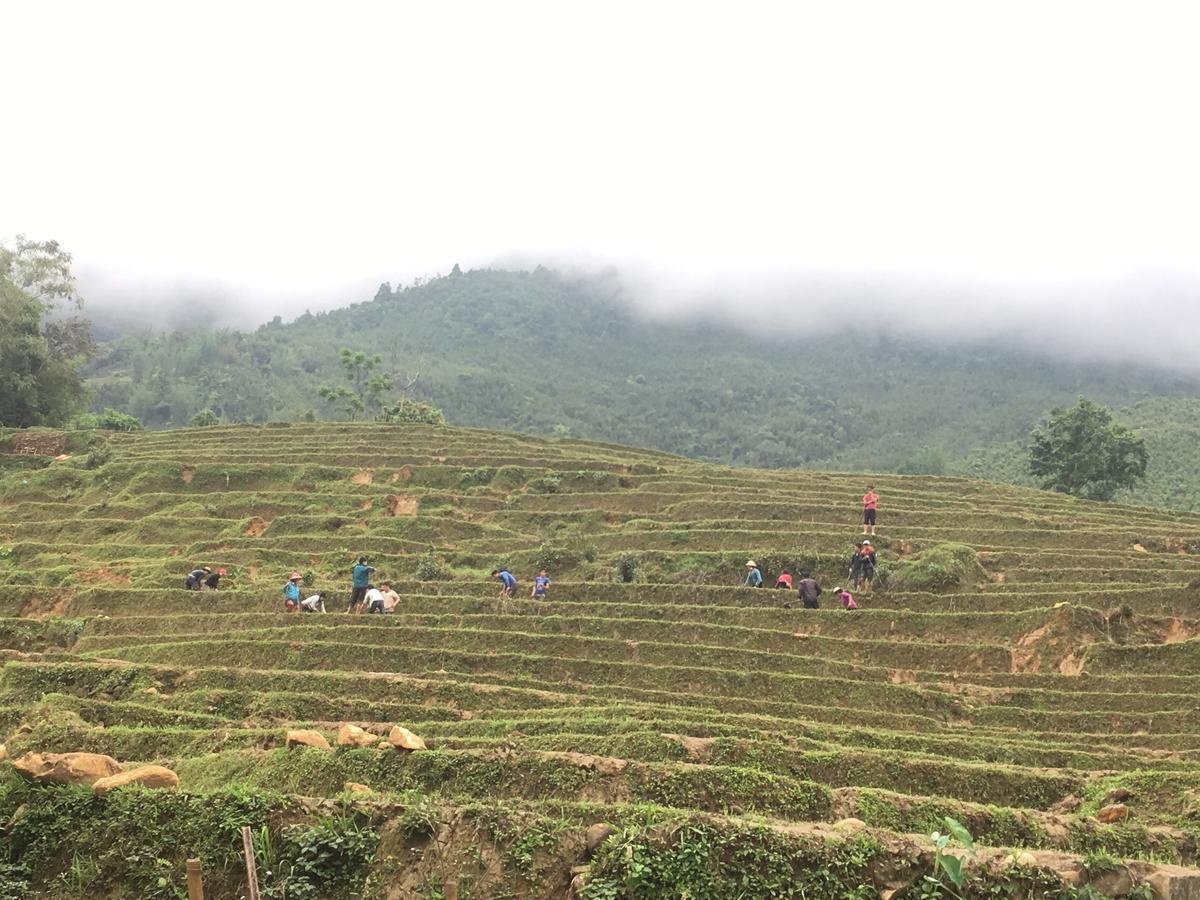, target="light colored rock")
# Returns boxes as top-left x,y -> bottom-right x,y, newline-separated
833,817 -> 867,833
0,744 -> 7,761
1050,794 -> 1081,813
1051,862 -> 1085,887
1090,868 -> 1134,896
1097,802 -> 1130,823
92,765 -> 179,796
1102,787 -> 1132,805
286,729 -> 331,751
1014,852 -> 1038,867
12,752 -> 121,785
387,725 -> 426,751
343,781 -> 373,795
377,741 -> 391,750
336,724 -> 377,748
585,823 -> 616,855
